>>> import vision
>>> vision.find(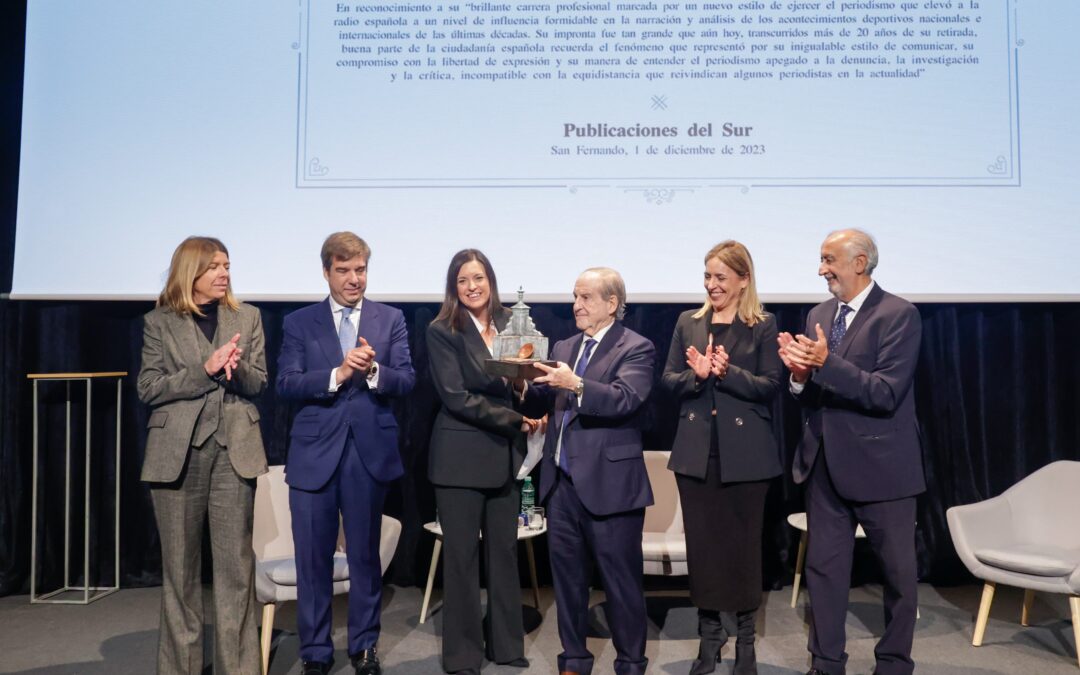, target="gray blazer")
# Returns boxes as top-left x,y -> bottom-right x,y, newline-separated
137,302 -> 268,482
